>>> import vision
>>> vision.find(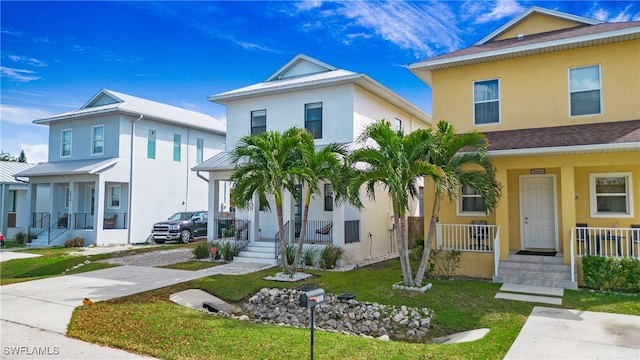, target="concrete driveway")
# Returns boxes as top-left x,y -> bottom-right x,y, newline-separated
0,265 -> 211,333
